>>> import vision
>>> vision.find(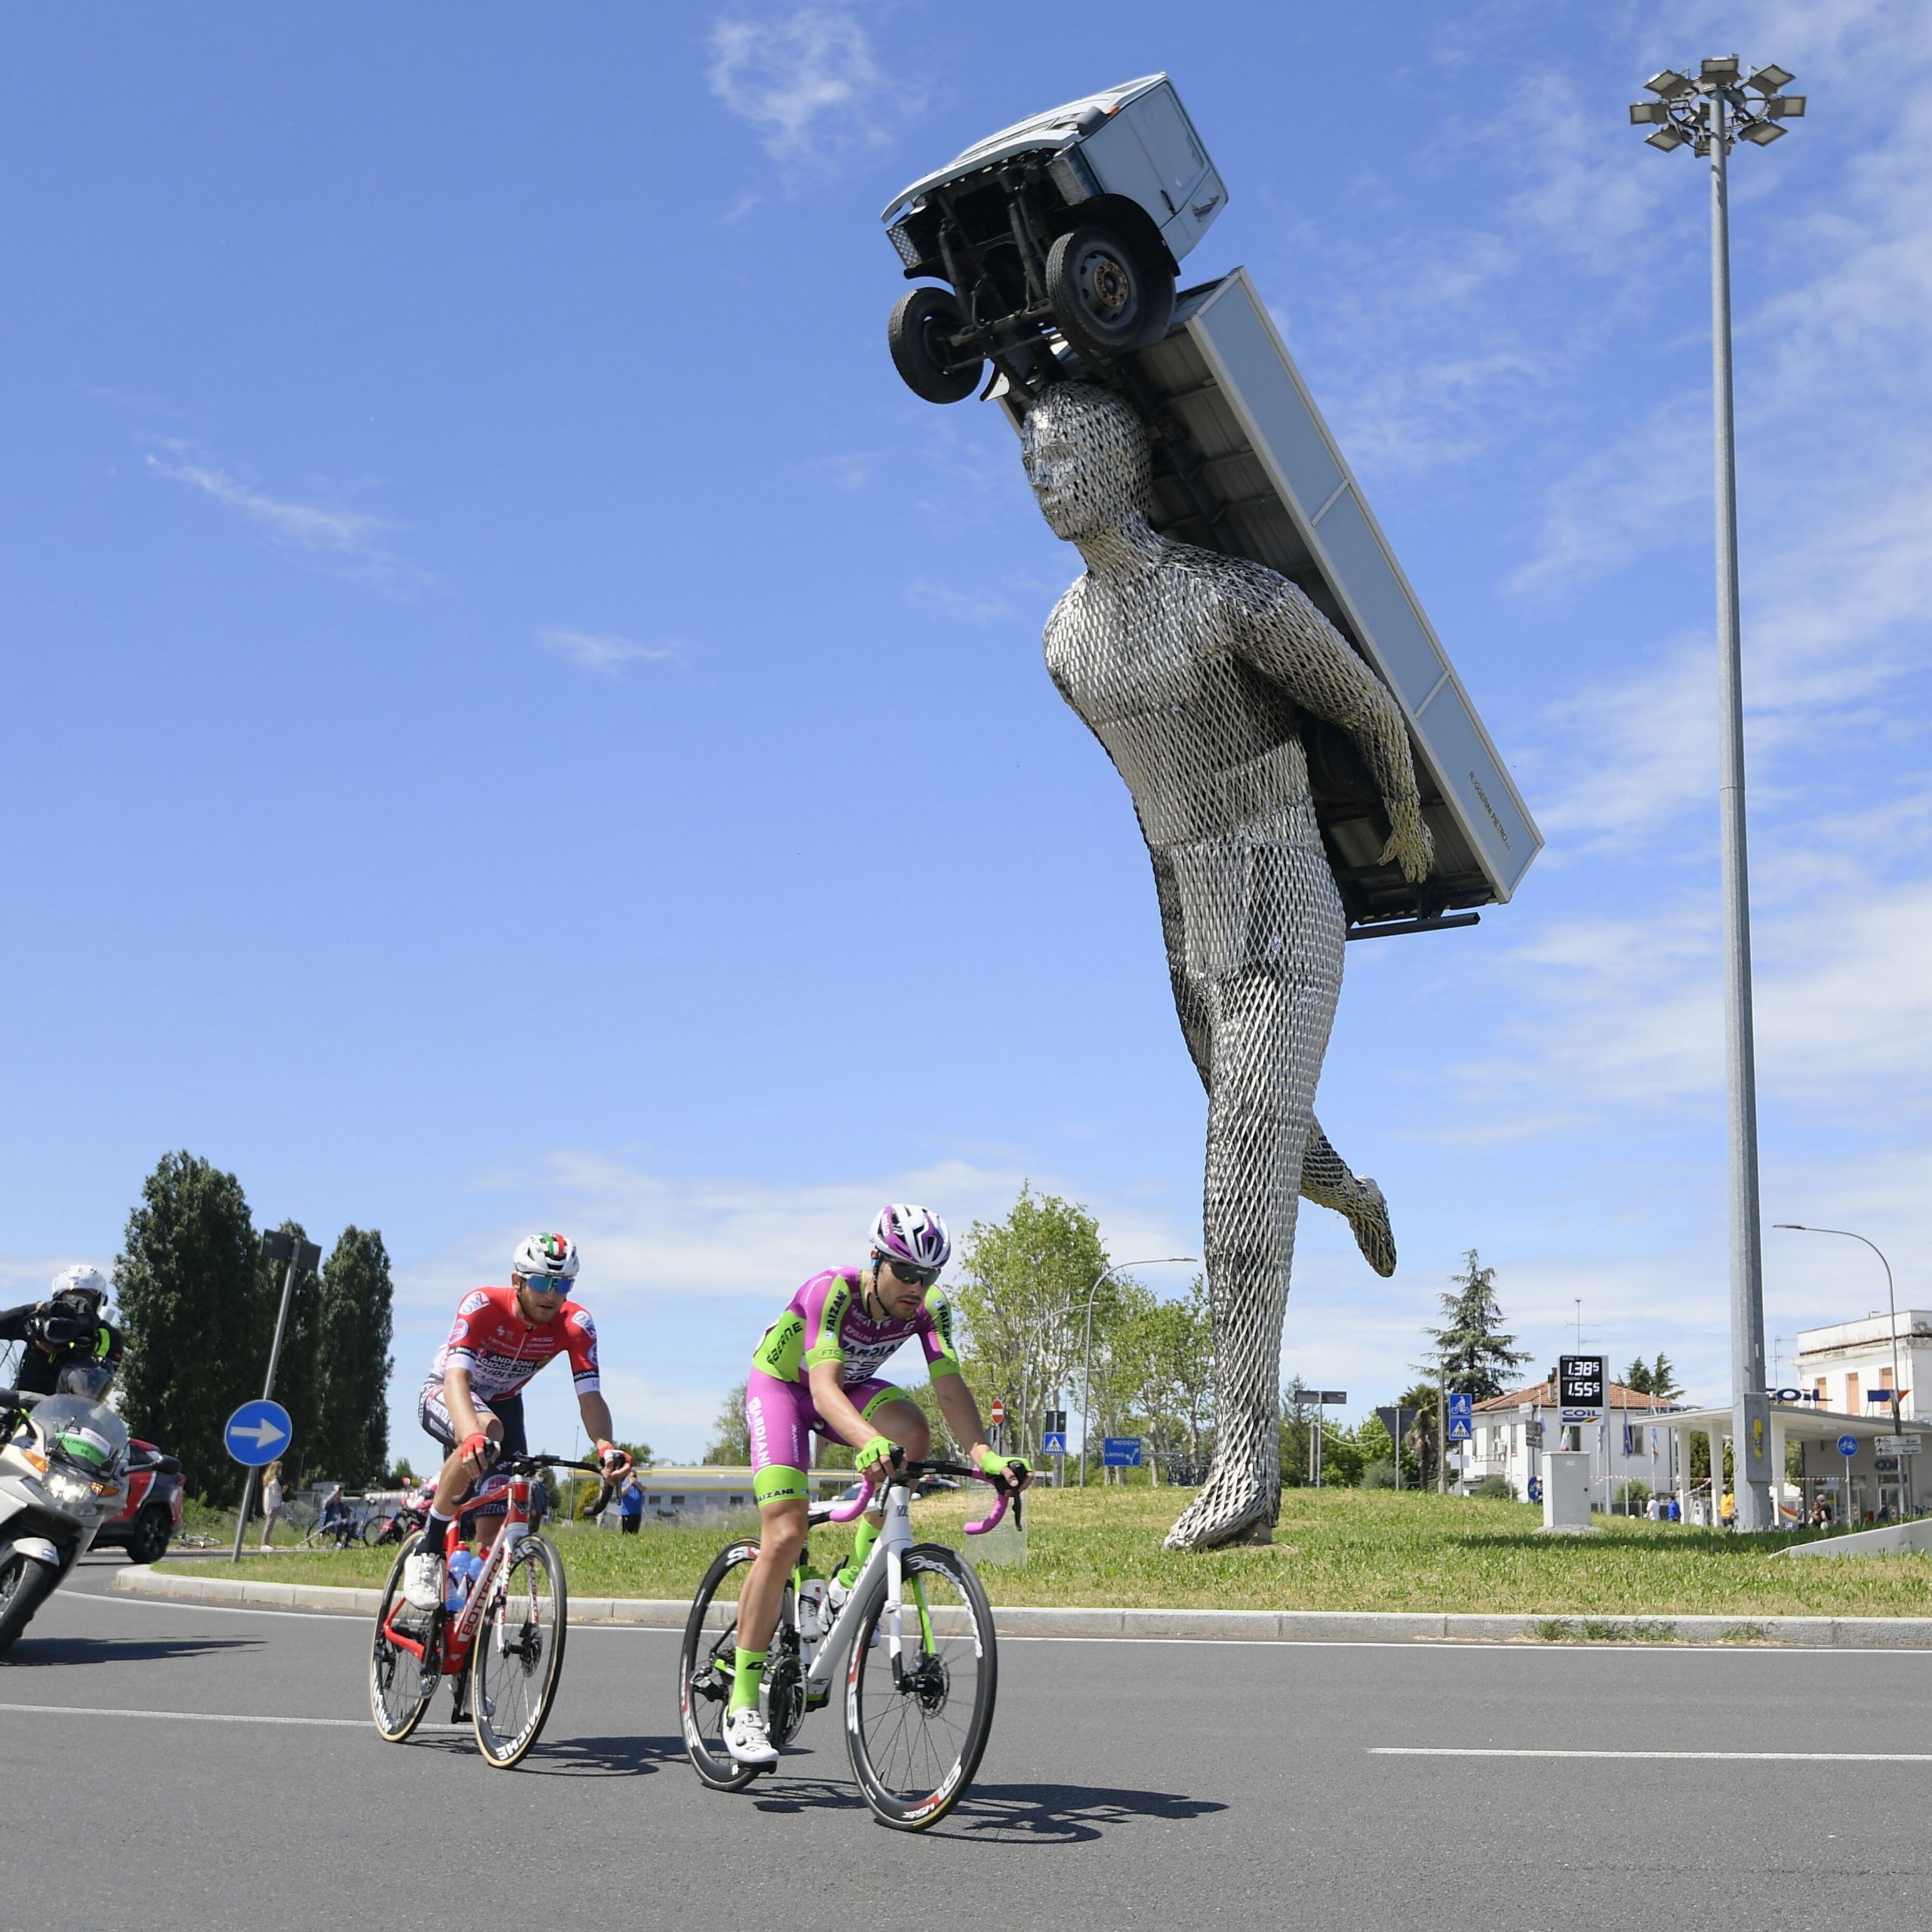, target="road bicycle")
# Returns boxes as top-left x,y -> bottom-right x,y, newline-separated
369,1451 -> 612,1768
678,1457 -> 1019,1829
